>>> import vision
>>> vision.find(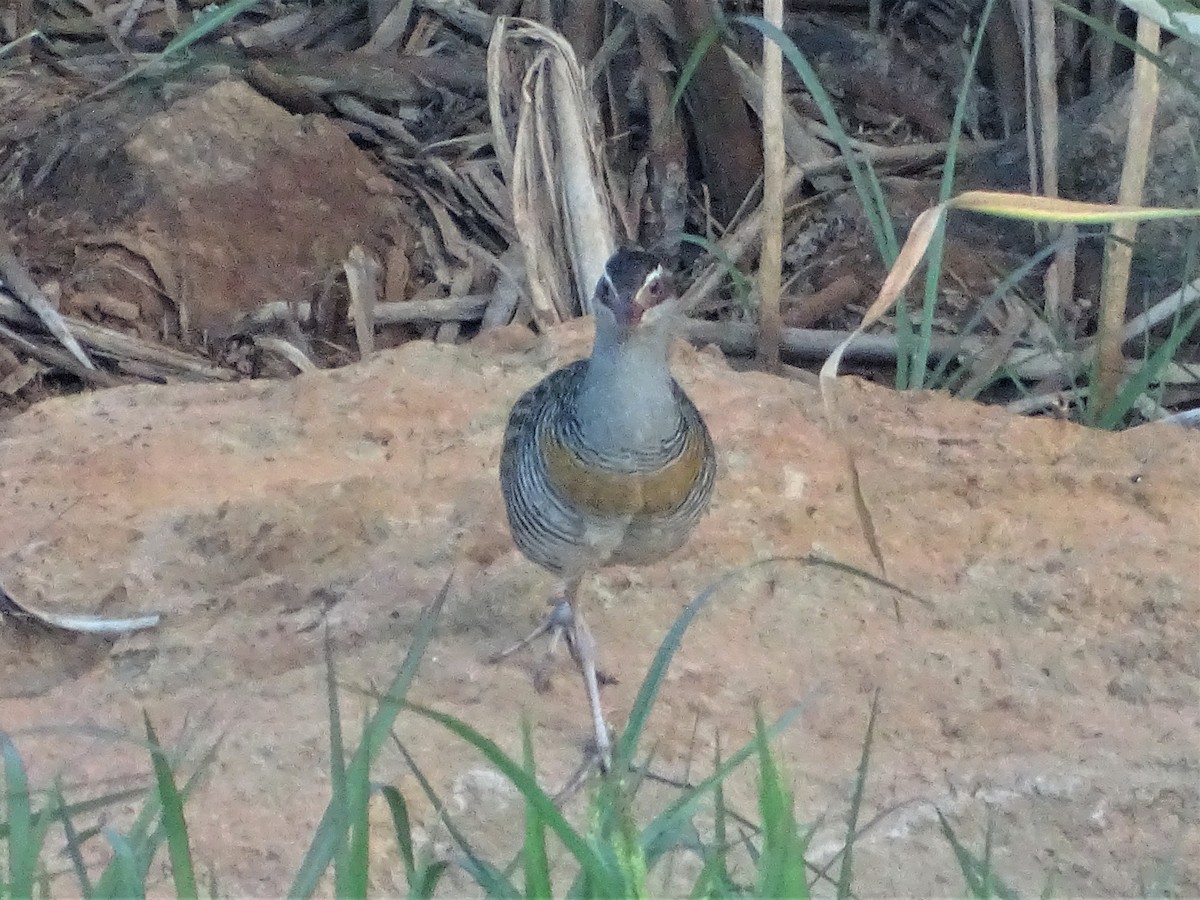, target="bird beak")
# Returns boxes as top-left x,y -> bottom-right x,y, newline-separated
632,268 -> 676,326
